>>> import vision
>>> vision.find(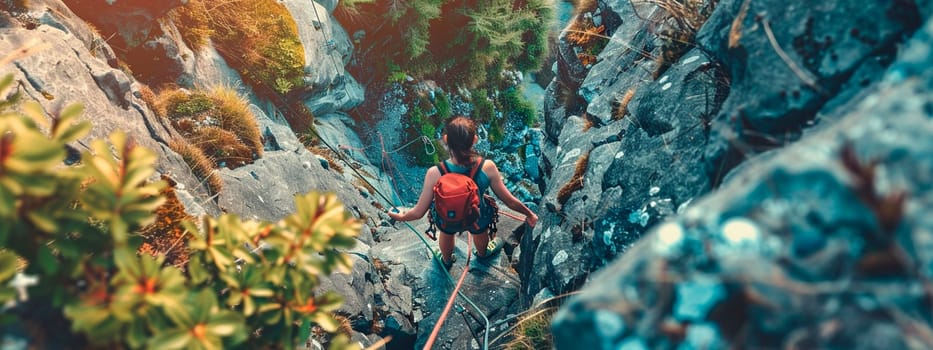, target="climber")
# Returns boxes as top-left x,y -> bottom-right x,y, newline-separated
388,116 -> 538,269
